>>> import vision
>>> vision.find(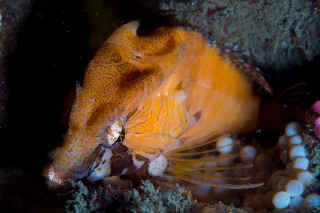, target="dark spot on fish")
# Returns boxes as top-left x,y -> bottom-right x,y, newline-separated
193,110 -> 203,122
110,144 -> 135,176
175,81 -> 183,91
134,154 -> 149,163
